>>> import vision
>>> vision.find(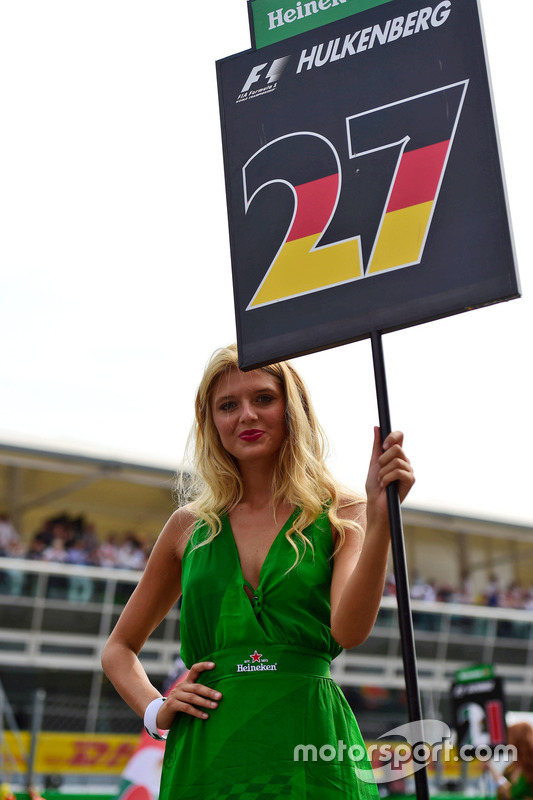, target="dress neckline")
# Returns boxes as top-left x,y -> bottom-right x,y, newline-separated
224,506 -> 299,593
